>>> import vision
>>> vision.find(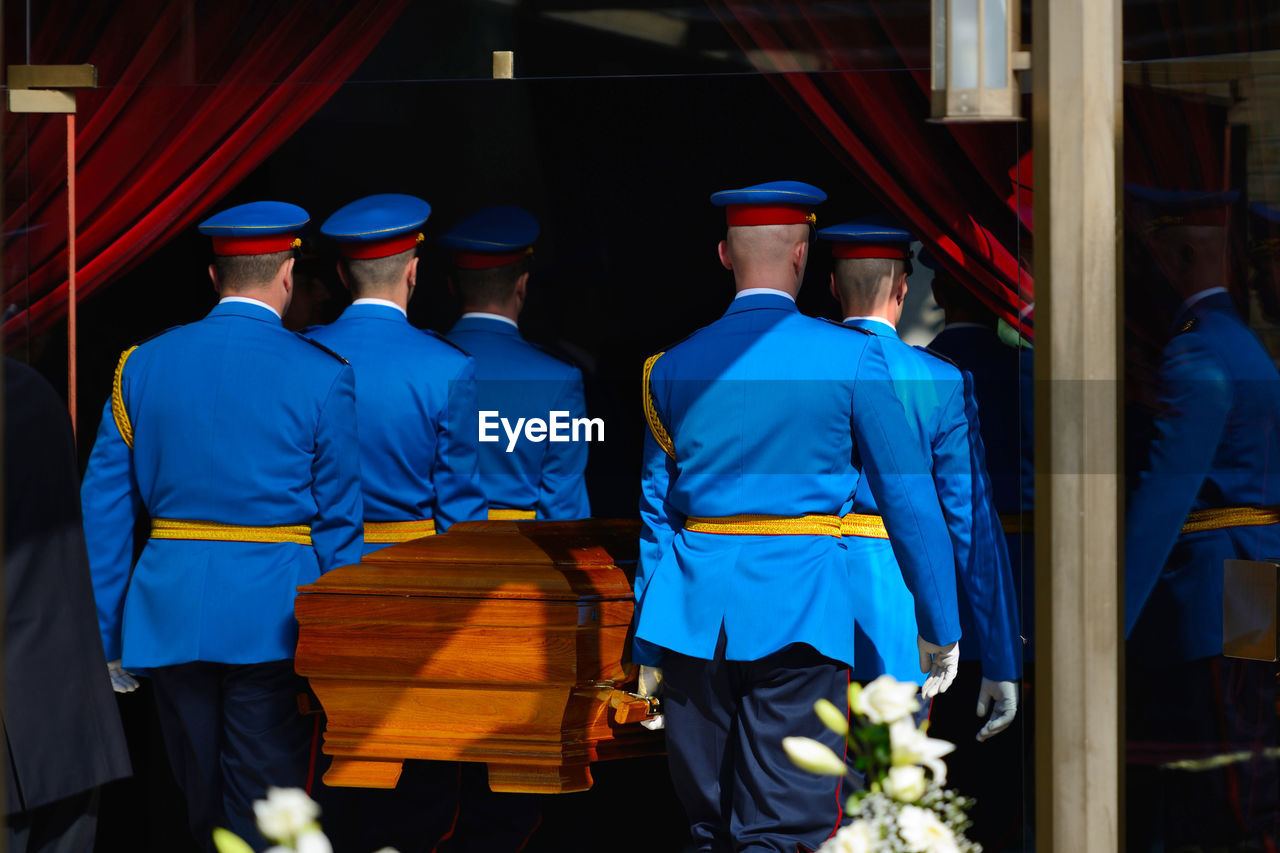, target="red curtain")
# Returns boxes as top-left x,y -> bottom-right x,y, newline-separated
705,0 -> 1034,333
3,0 -> 407,350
